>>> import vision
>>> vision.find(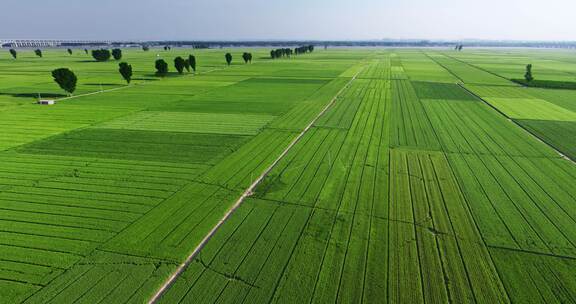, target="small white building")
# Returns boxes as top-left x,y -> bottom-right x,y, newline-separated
38,100 -> 55,105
